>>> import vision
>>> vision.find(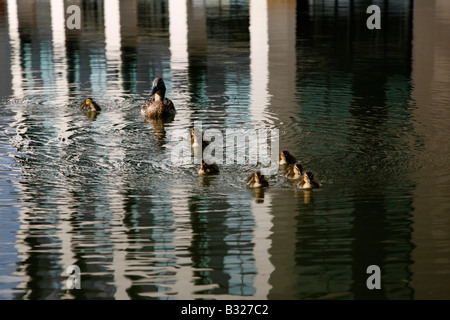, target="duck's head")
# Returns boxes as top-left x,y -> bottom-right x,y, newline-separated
253,171 -> 265,184
84,98 -> 101,111
279,150 -> 295,164
198,160 -> 210,174
293,163 -> 304,175
304,171 -> 314,184
150,77 -> 166,98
